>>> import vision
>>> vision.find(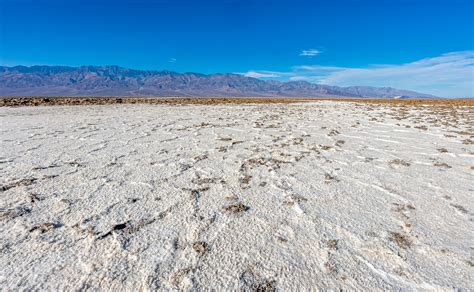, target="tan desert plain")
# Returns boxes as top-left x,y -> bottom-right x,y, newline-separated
0,97 -> 473,290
